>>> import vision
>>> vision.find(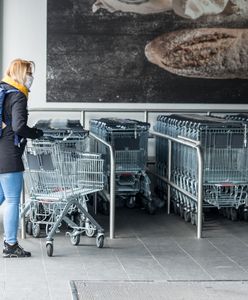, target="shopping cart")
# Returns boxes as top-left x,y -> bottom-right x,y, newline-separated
22,121 -> 105,256
154,114 -> 248,223
90,118 -> 156,214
